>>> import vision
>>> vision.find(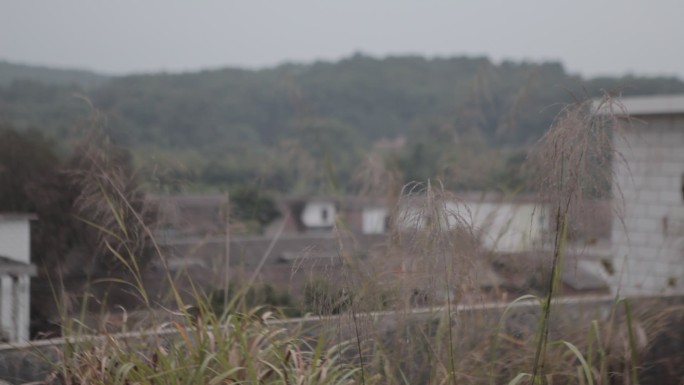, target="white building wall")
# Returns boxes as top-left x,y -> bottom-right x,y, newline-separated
0,275 -> 31,342
395,206 -> 425,230
301,202 -> 337,228
0,275 -> 14,341
15,275 -> 30,341
0,219 -> 31,264
612,116 -> 684,295
395,200 -> 547,253
447,202 -> 546,253
362,207 -> 388,234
